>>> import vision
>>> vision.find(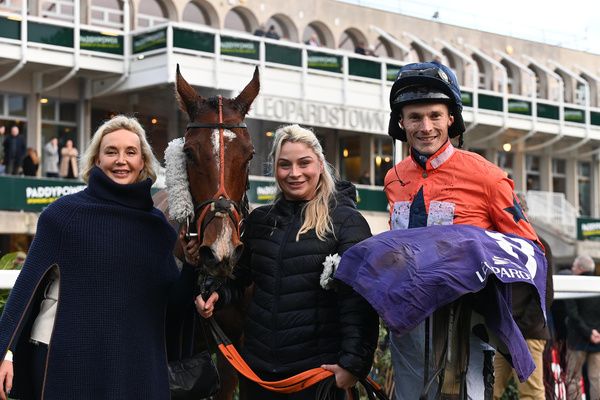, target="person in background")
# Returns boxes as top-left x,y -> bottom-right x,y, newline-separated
265,25 -> 280,40
22,148 -> 40,177
59,139 -> 79,179
564,255 -> 600,400
253,24 -> 266,37
305,34 -> 320,47
384,61 -> 543,400
0,115 -> 183,400
2,126 -> 26,175
196,124 -> 379,399
43,137 -> 60,178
